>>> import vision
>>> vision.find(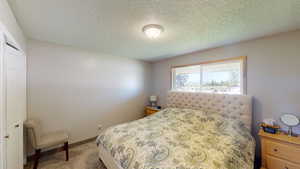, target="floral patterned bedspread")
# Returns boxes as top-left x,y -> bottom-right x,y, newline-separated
96,108 -> 255,169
